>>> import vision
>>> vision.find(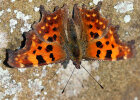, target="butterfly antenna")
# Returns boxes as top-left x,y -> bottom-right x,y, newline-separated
80,65 -> 104,89
62,67 -> 76,94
